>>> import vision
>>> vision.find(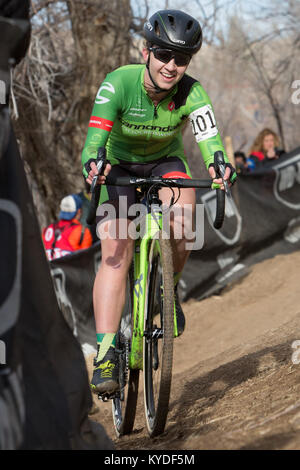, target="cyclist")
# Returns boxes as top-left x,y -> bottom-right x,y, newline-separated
82,9 -> 237,395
